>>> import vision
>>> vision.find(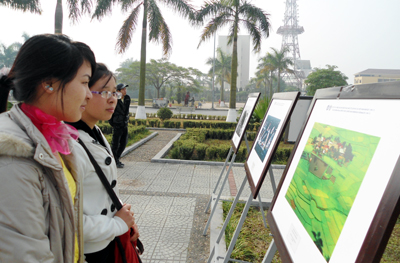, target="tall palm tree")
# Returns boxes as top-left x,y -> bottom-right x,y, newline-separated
267,46 -> 294,92
92,0 -> 195,119
205,47 -> 231,102
54,0 -> 92,33
197,0 -> 270,122
0,0 -> 41,13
